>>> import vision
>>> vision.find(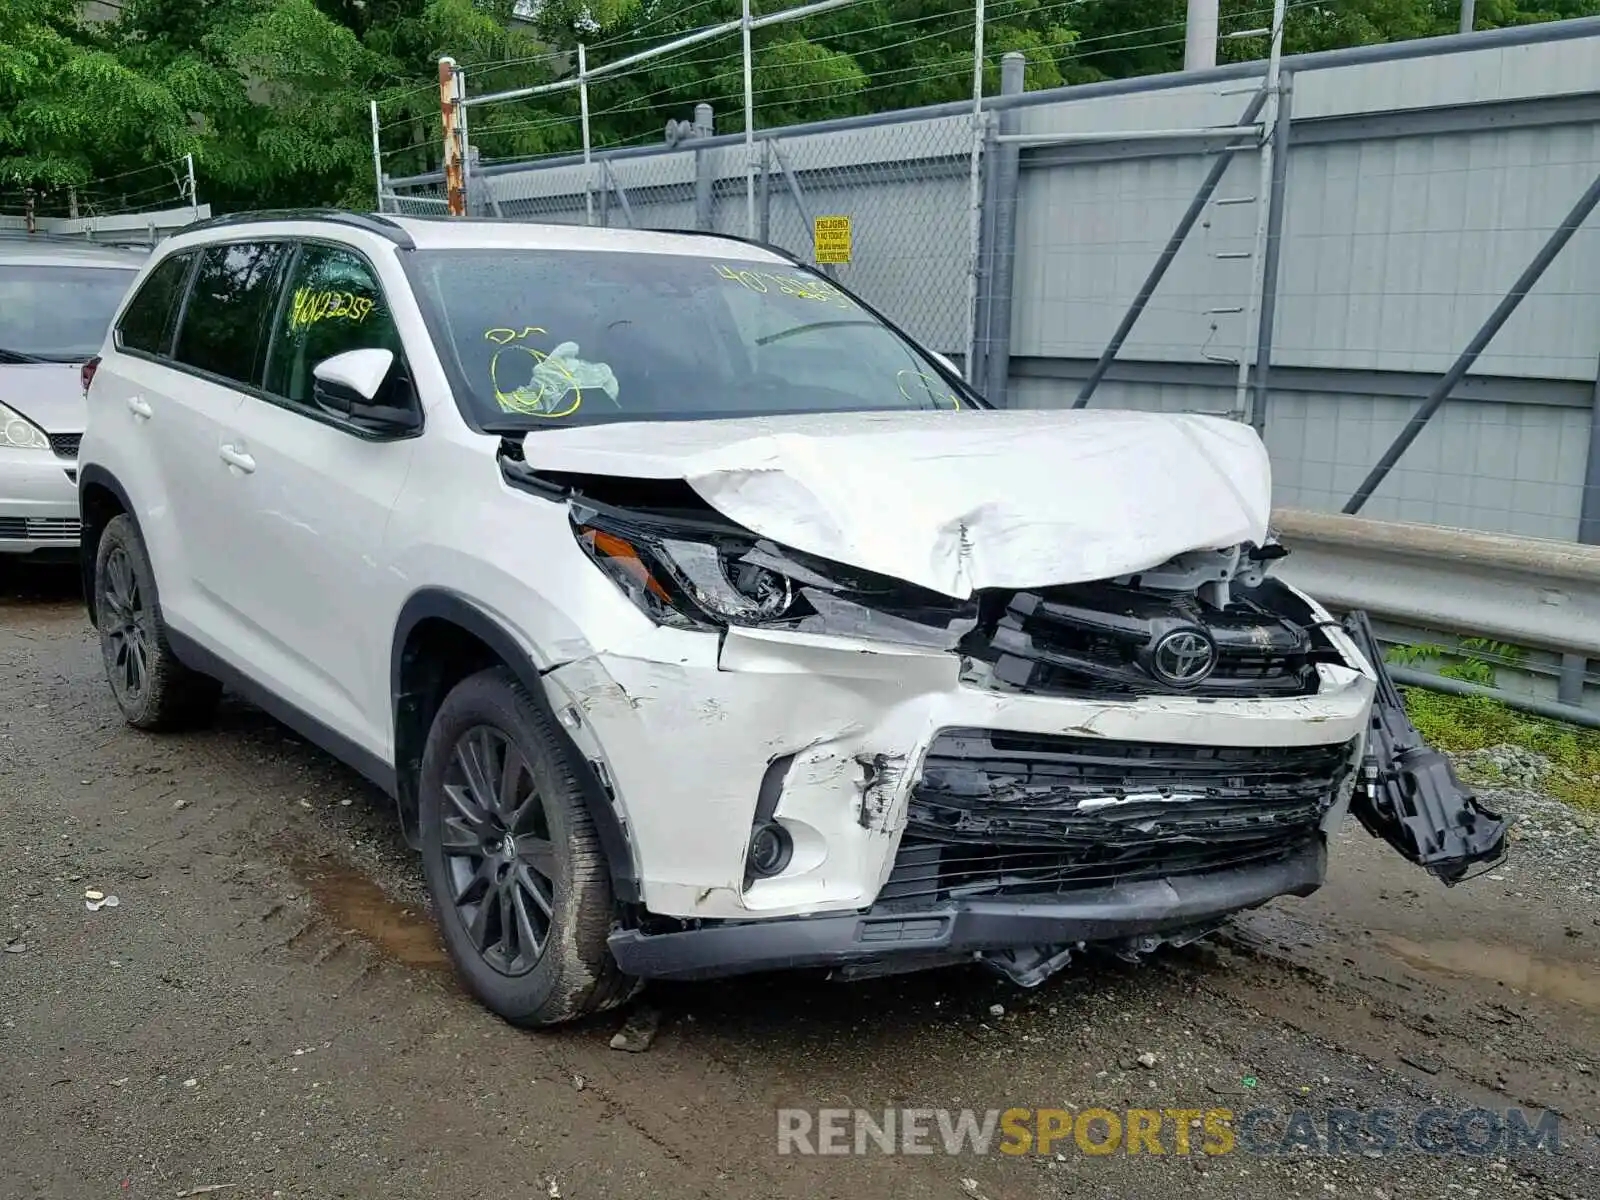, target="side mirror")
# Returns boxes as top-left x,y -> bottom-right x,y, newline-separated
311,348 -> 419,433
313,348 -> 393,403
